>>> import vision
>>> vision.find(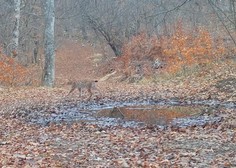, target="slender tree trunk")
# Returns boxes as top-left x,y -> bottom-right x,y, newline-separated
42,0 -> 55,87
12,0 -> 21,58
231,0 -> 236,30
108,42 -> 122,57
